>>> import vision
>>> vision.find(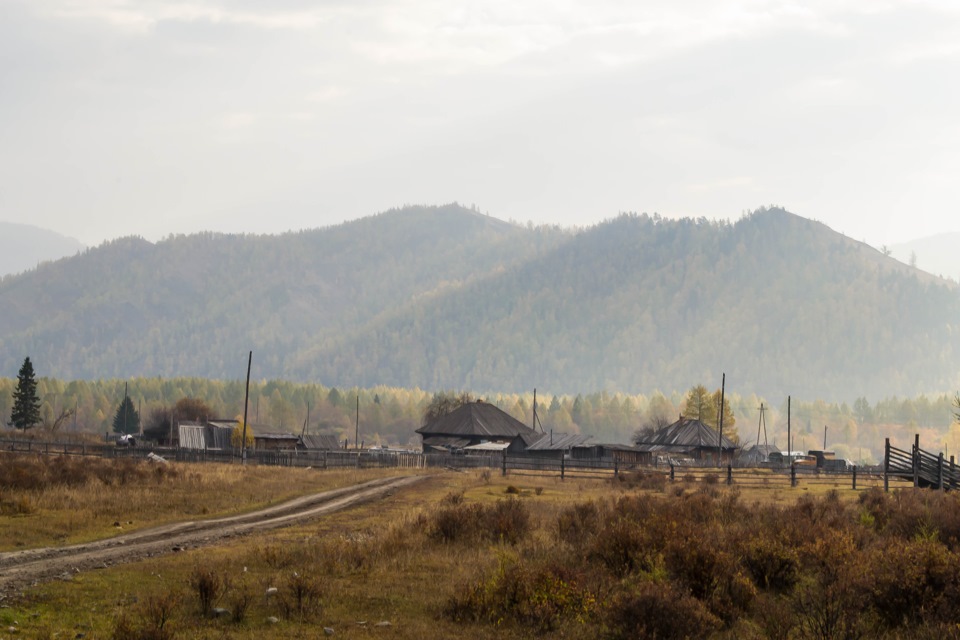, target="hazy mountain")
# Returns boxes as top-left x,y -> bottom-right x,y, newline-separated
0,204 -> 568,380
0,205 -> 957,402
293,208 -> 960,401
0,222 -> 85,277
891,233 -> 960,282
